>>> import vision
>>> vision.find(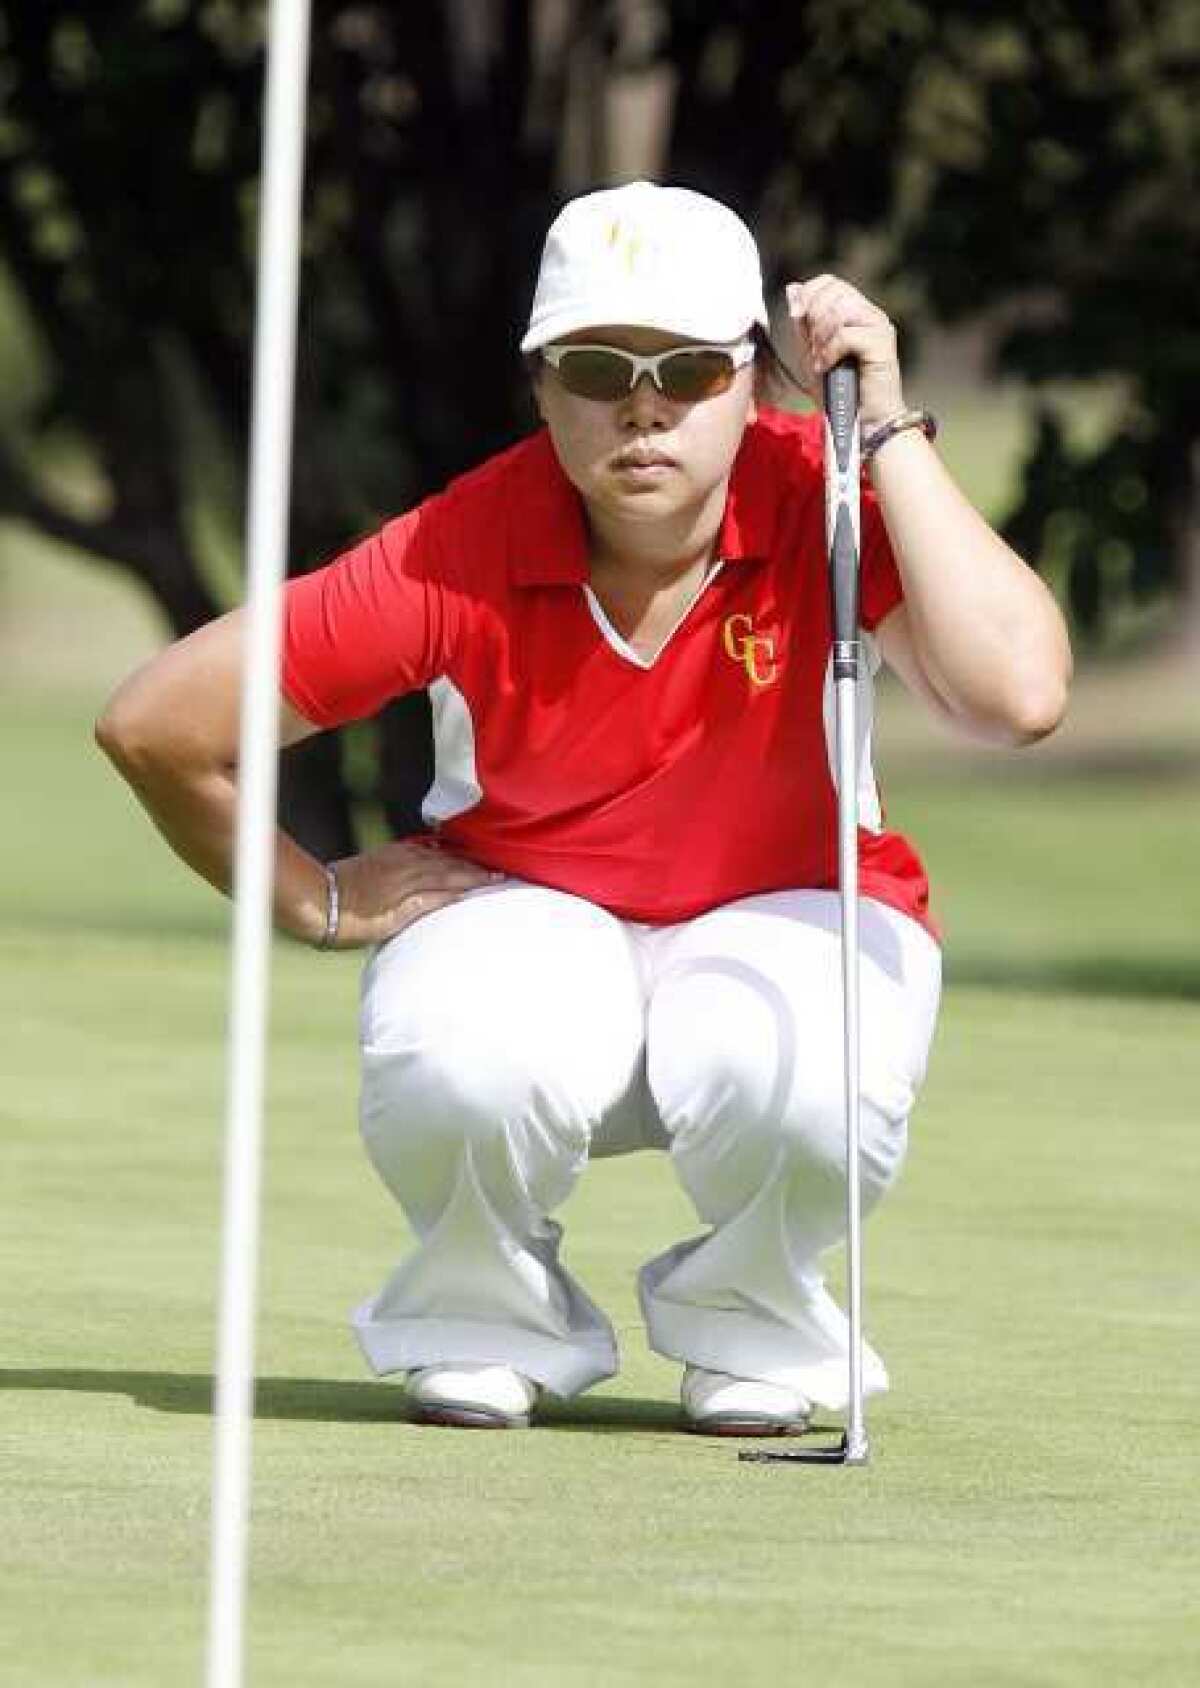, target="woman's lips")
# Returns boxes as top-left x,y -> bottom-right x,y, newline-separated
612,450 -> 678,478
